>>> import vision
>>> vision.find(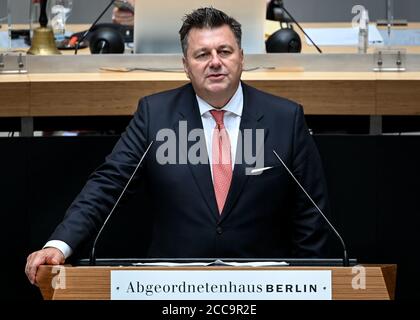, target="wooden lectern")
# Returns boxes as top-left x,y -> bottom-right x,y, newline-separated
37,264 -> 396,300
